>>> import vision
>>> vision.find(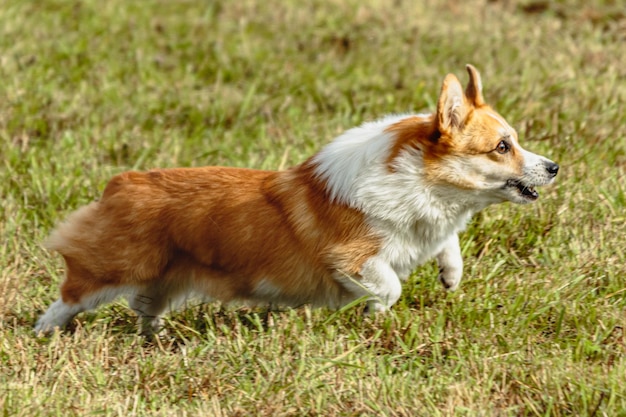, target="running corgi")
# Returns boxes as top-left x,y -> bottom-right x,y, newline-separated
35,65 -> 558,335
